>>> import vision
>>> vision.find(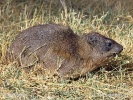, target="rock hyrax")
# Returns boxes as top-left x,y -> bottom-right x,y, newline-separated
9,24 -> 123,78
